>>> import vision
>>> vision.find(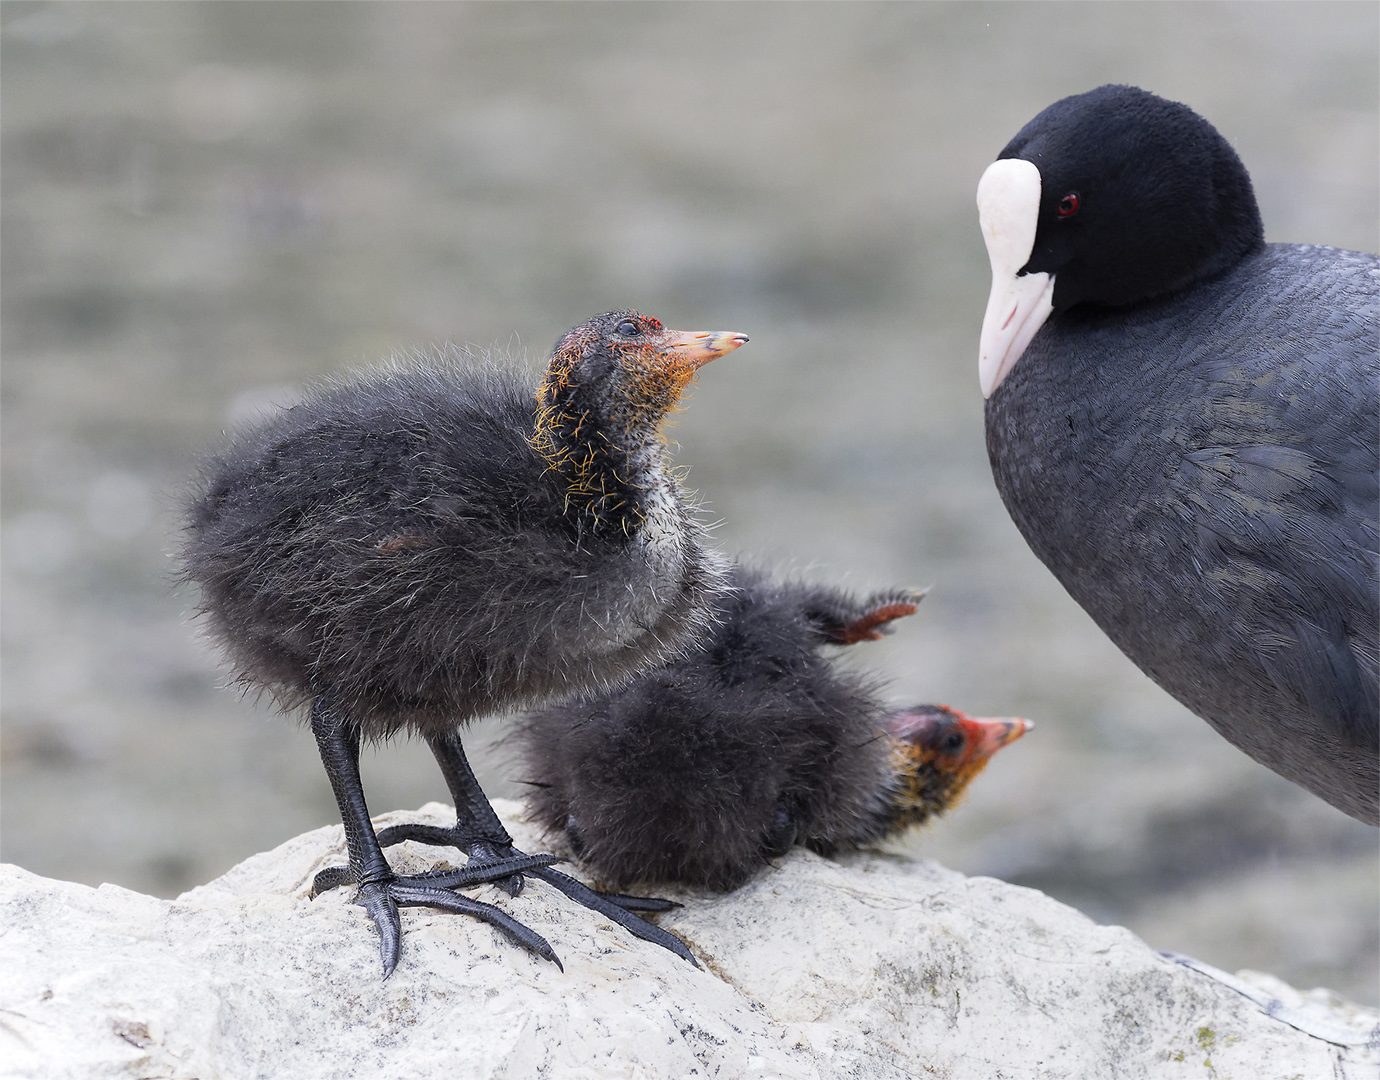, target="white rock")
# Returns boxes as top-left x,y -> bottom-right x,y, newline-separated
1,801 -> 1374,1080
